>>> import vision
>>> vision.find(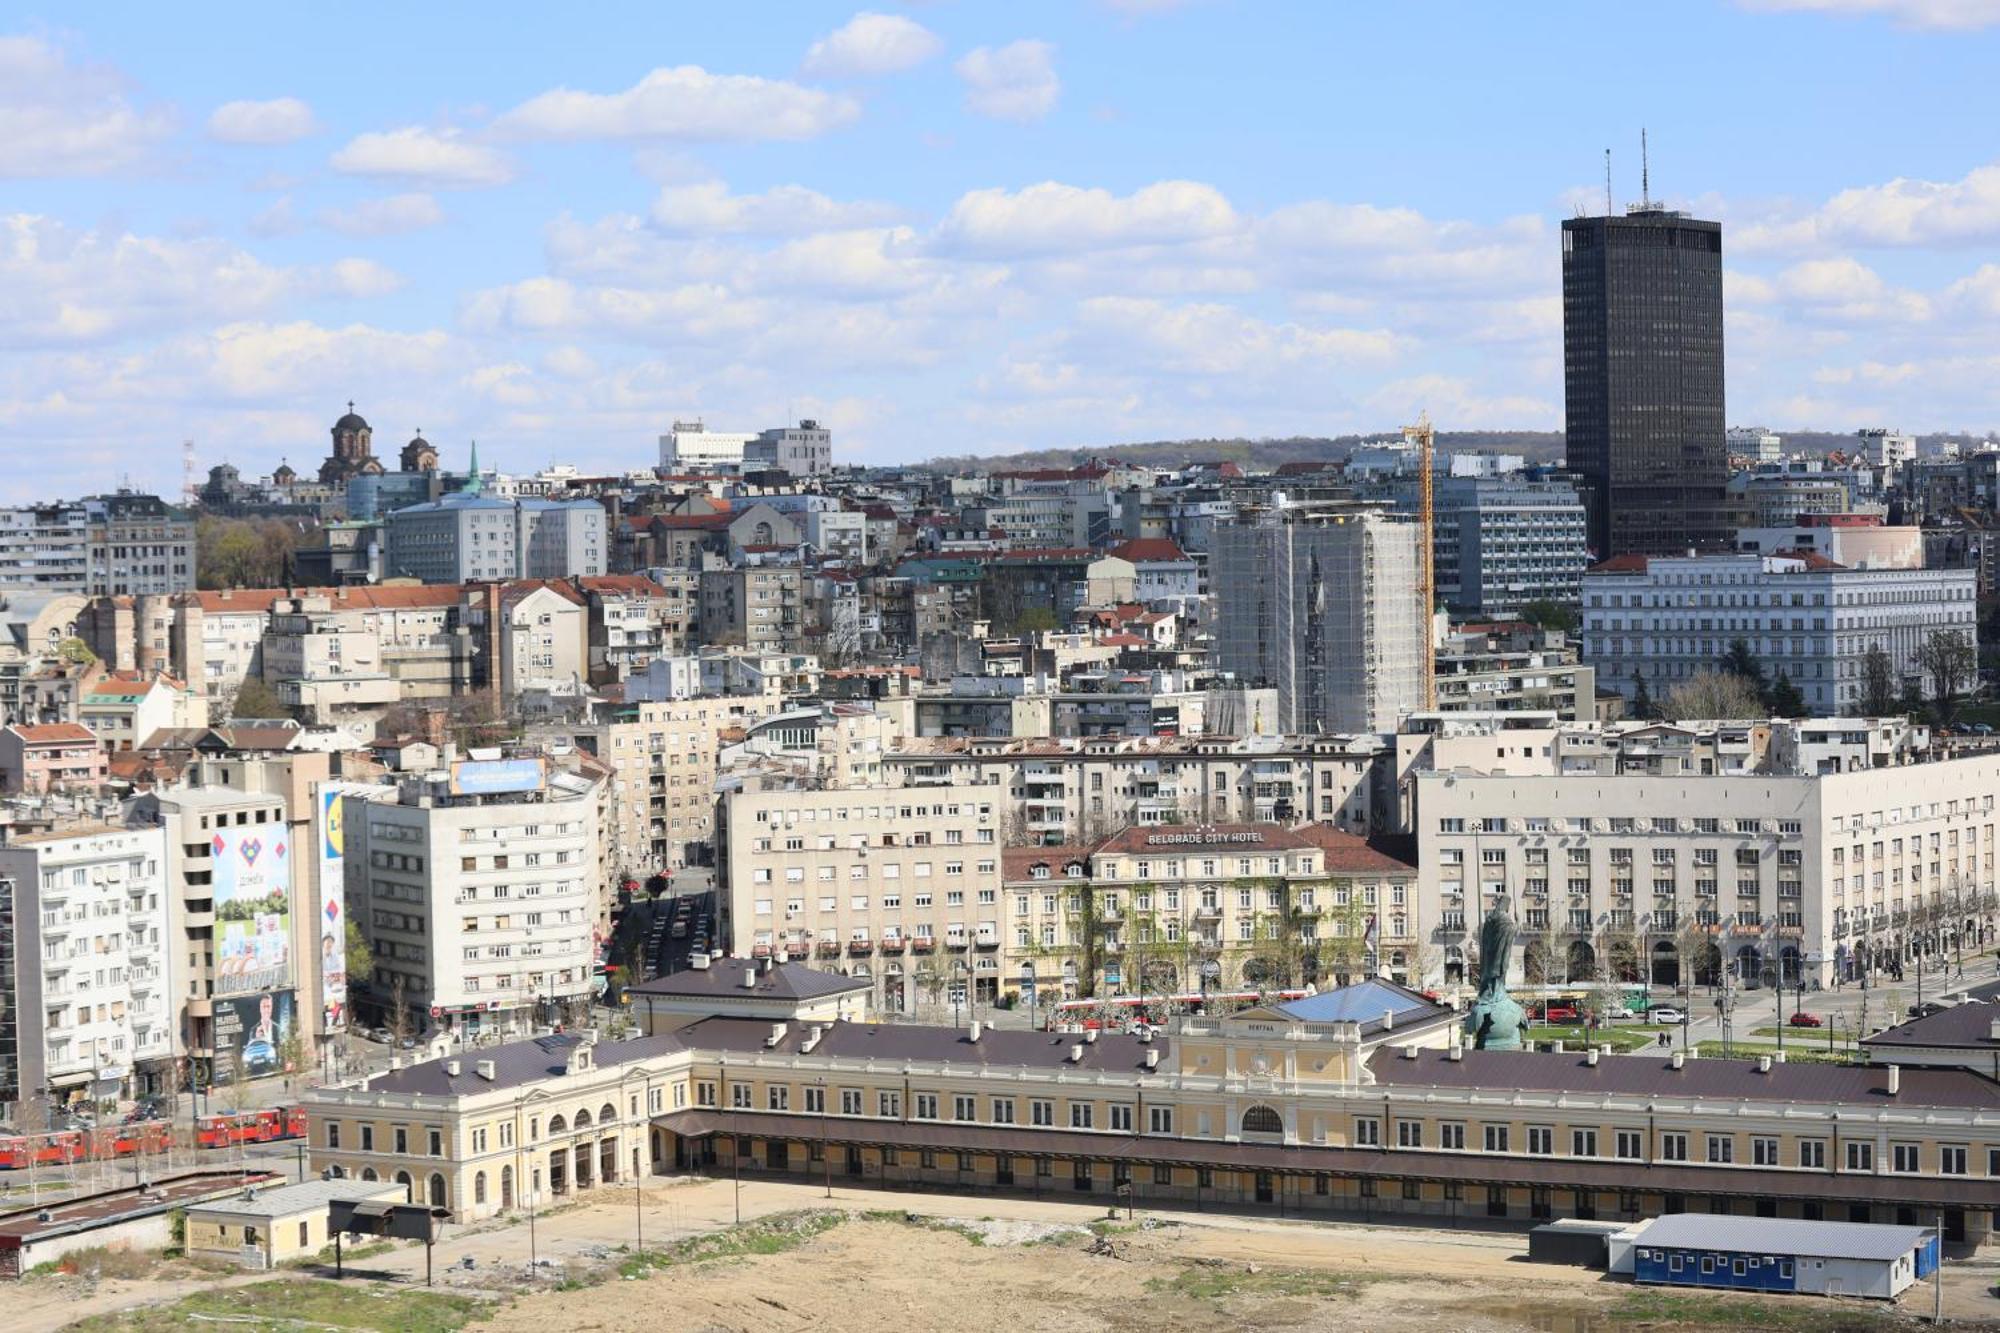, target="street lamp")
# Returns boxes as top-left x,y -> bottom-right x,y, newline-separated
950,959 -> 968,1028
